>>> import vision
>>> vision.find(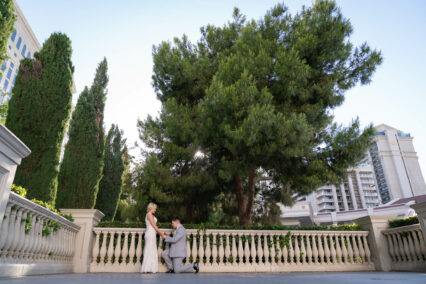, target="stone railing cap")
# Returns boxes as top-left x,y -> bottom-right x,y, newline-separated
0,124 -> 31,159
410,201 -> 426,213
59,209 -> 105,224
